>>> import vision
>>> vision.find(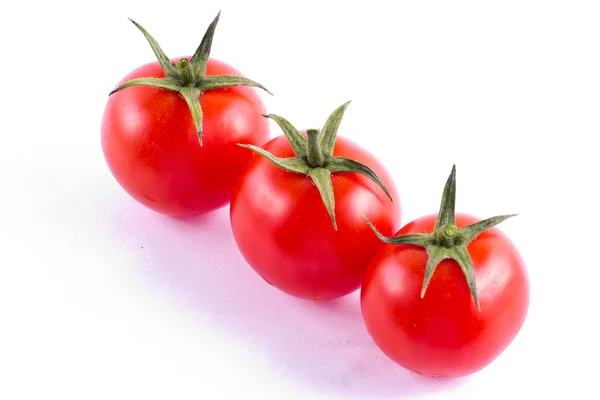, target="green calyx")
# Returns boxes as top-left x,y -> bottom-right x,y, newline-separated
365,165 -> 516,310
108,11 -> 271,145
239,101 -> 394,230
